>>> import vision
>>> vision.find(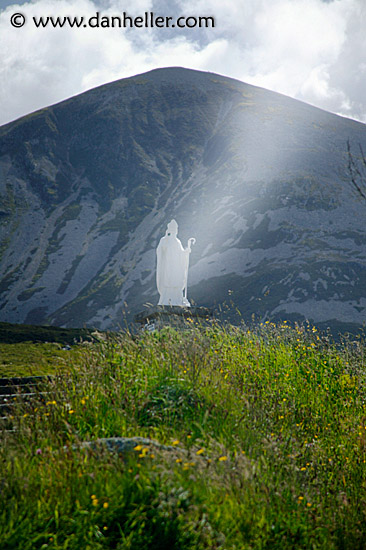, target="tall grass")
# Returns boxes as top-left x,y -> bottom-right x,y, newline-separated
1,321 -> 365,549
